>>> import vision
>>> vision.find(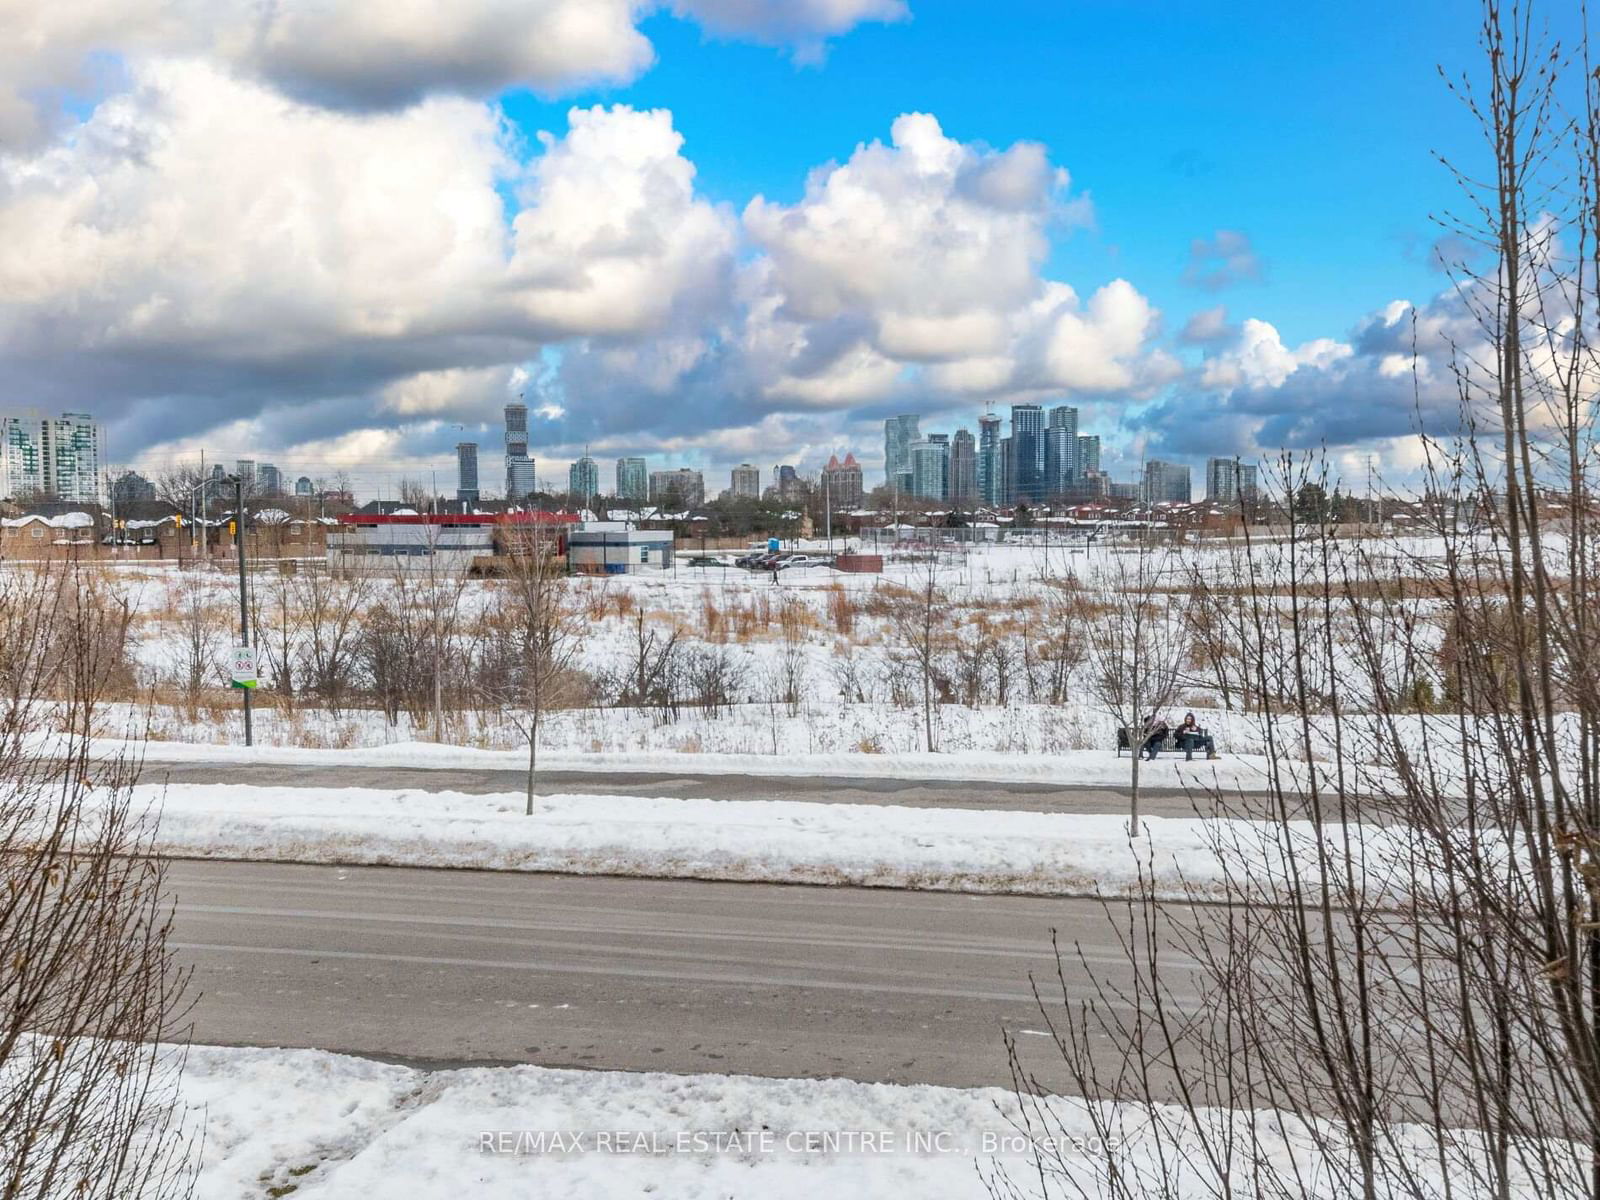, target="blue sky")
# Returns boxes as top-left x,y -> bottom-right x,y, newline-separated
506,0 -> 1493,346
